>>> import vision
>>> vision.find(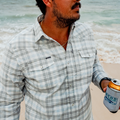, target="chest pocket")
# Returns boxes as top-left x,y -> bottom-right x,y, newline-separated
79,49 -> 95,66
78,50 -> 95,80
24,56 -> 59,89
